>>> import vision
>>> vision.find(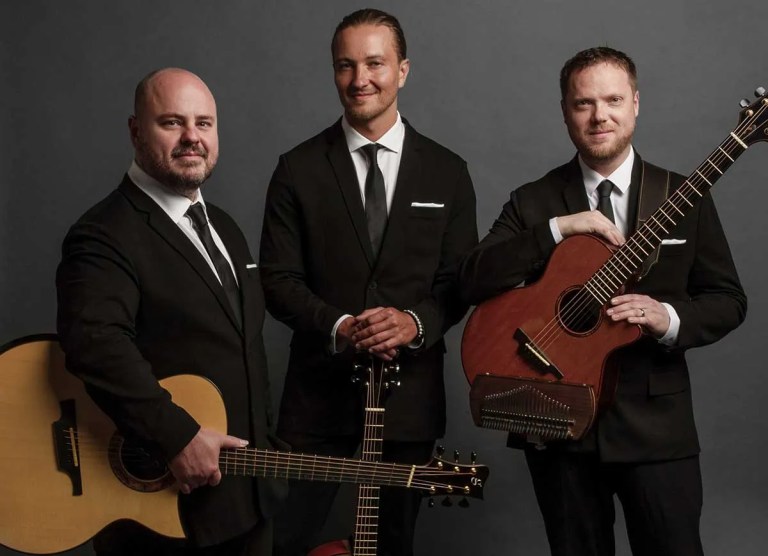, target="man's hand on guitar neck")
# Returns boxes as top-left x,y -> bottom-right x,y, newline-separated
169,428 -> 248,494
555,210 -> 625,246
